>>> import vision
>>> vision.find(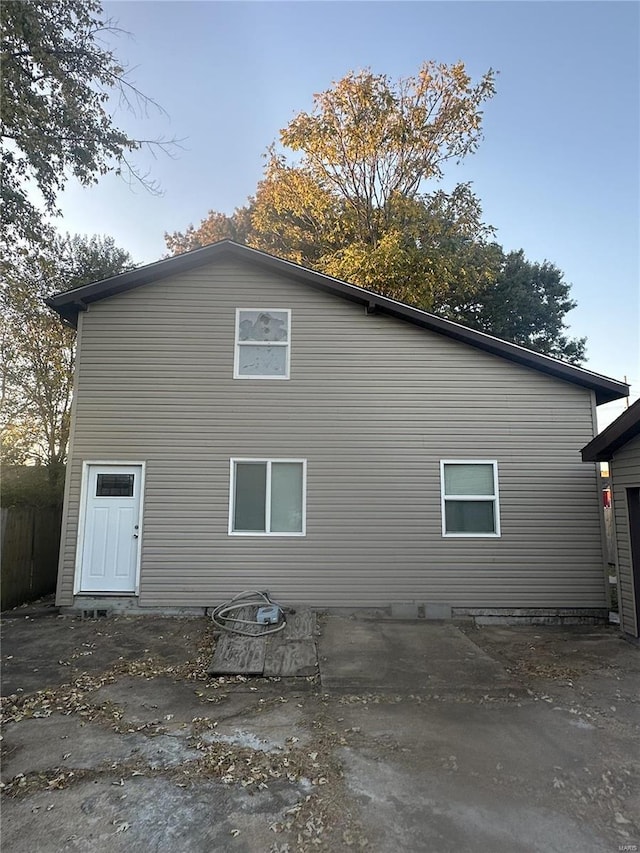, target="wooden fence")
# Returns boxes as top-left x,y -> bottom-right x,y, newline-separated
1,505 -> 62,610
